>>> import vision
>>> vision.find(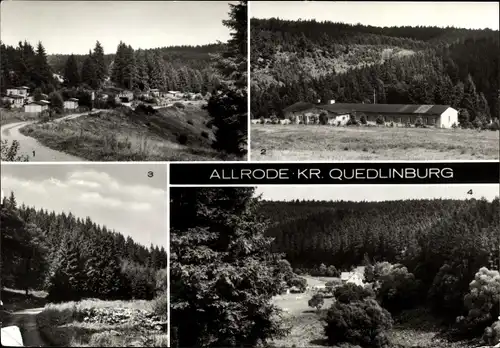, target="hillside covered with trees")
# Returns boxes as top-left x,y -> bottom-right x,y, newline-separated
1,191 -> 168,302
1,40 -> 223,95
251,19 -> 499,128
